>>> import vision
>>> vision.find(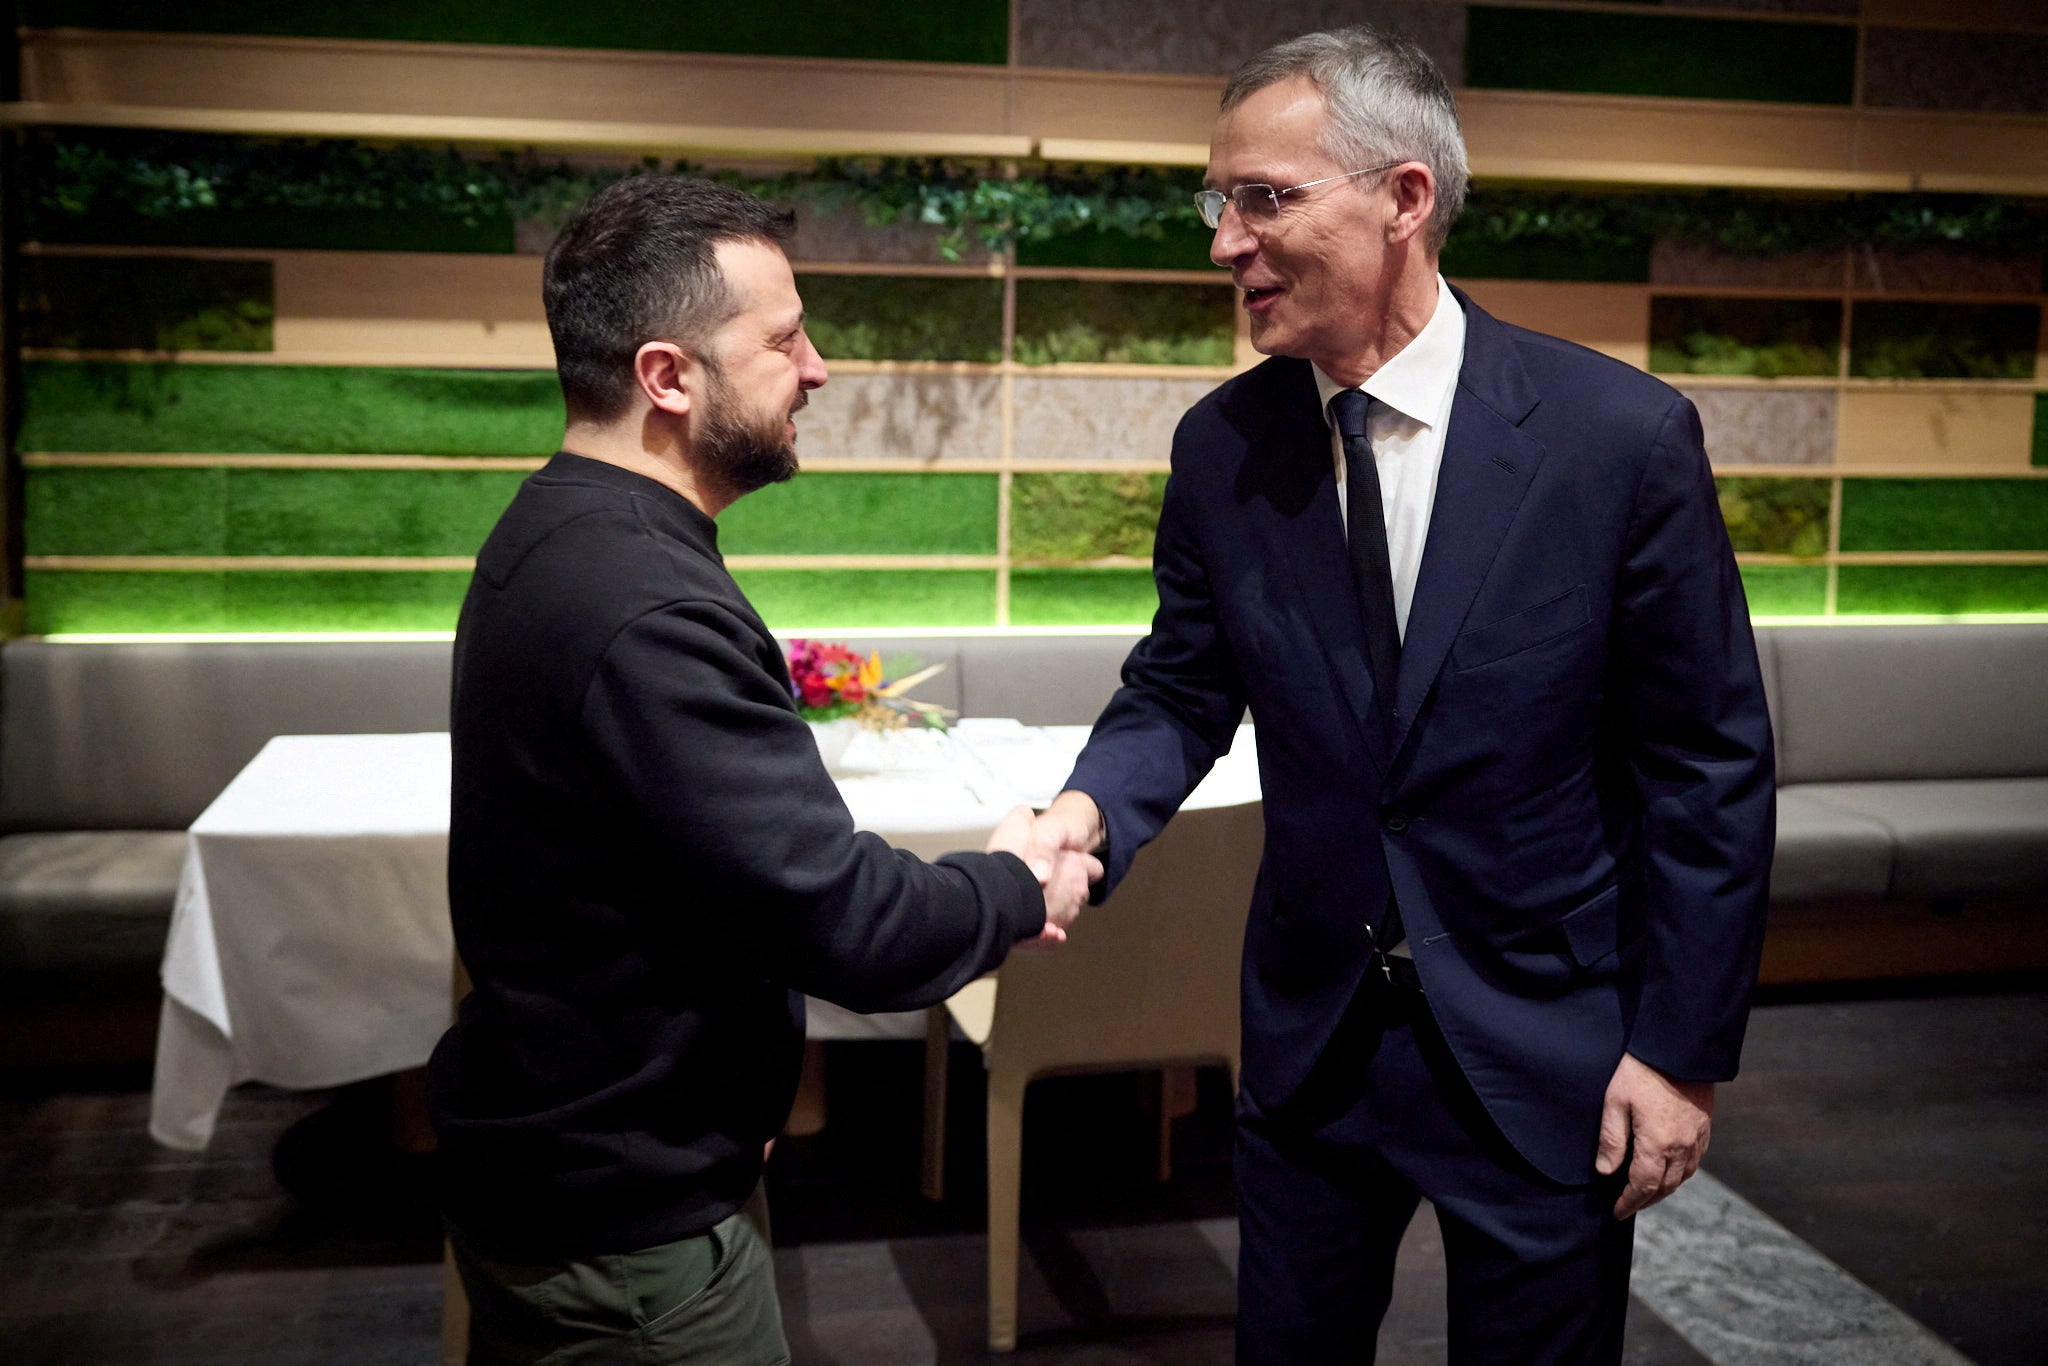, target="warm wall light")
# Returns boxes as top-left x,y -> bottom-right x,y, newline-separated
33,624 -> 1165,645
1747,615 -> 2048,627
38,632 -> 461,645
33,616 -> 2048,646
